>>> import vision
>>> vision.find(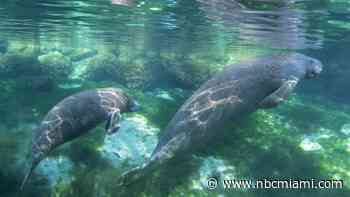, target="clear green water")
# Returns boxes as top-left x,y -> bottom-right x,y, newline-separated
0,0 -> 350,197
